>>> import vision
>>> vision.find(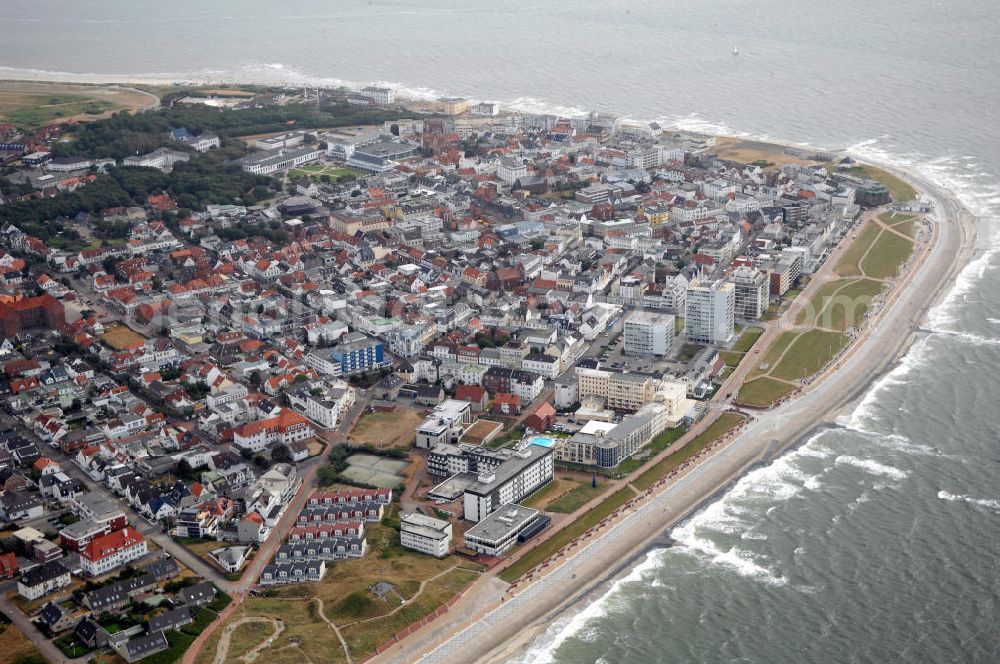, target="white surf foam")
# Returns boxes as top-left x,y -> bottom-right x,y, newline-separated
513,549 -> 665,664
937,491 -> 1000,511
834,455 -> 909,481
